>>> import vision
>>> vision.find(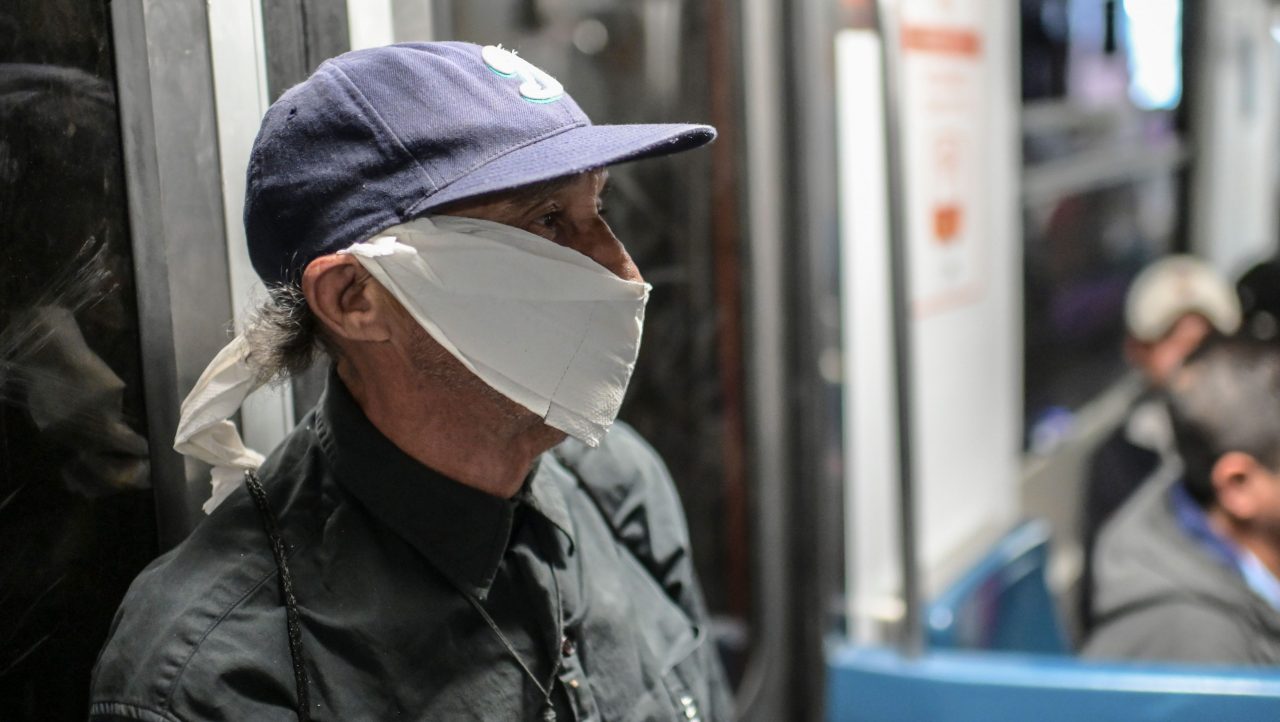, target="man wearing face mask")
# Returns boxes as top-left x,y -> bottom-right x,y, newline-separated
89,42 -> 730,721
